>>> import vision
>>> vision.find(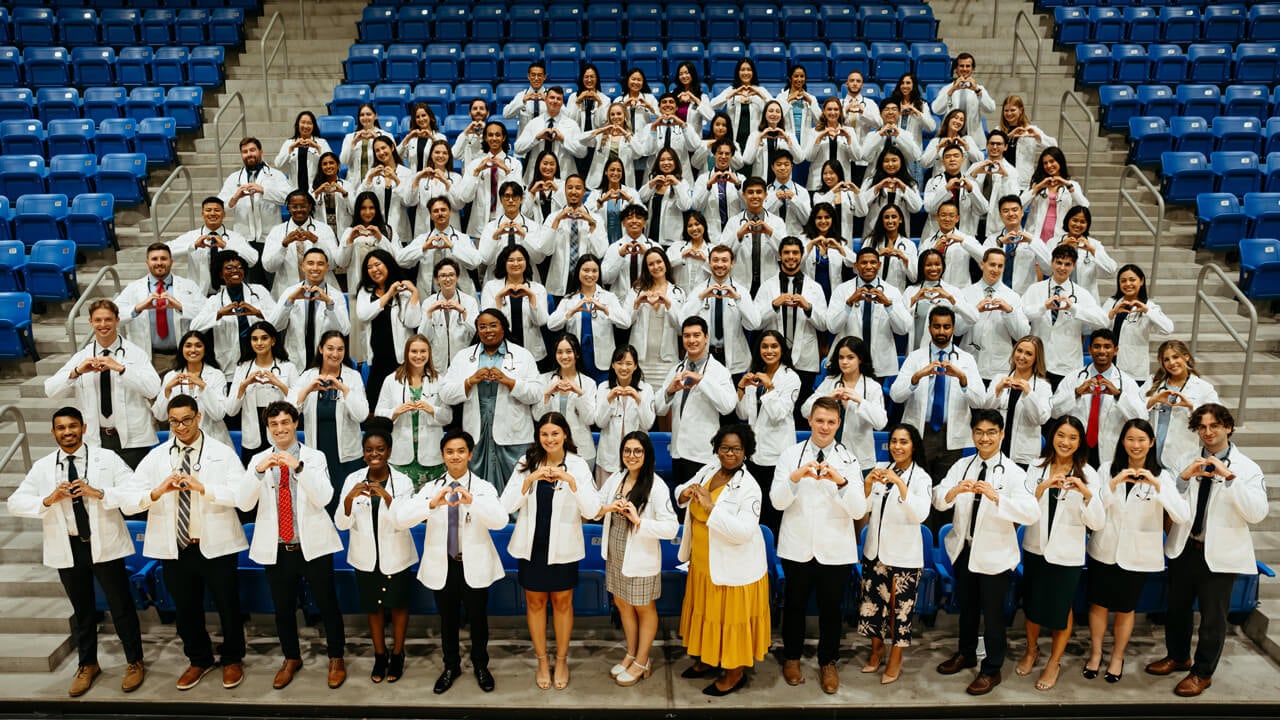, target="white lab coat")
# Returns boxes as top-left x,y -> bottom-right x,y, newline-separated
1165,446 -> 1269,574
151,366 -> 232,447
862,461 -> 933,568
654,354 -> 738,465
513,113 -> 586,187
226,359 -> 298,451
922,176 -> 990,239
190,283 -> 277,371
754,272 -> 830,373
735,367 -> 802,465
45,336 -> 162,451
242,443 -> 343,563
1022,278 -> 1108,377
680,279 -> 763,375
501,453 -> 602,564
1148,375 -> 1220,471
593,380 -> 657,475
637,178 -> 694,247
536,370 -> 598,463
771,439 -> 867,565
355,286 -> 425,365
891,344 -> 986,451
479,279 -> 549,362
417,290 -> 479,377
1087,469 -> 1188,572
375,375 -> 452,468
547,289 -> 632,371
1021,462 -> 1106,566
930,81 -> 997,138
439,341 -> 544,447
338,127 -> 394,190
1050,364 -> 1147,468
1100,296 -> 1174,383
956,280 -> 1031,378
393,471 -> 508,590
541,213 -> 610,297
933,453 -> 1040,575
458,152 -> 524,238
270,281 -> 352,366
675,465 -> 767,587
333,467 -> 418,575
291,365 -> 370,464
168,225 -> 259,295
597,472 -> 679,577
976,374 -> 1053,465
114,273 -> 203,355
623,285 -> 685,366
826,279 -> 911,378
218,165 -> 292,243
718,209 -> 785,291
